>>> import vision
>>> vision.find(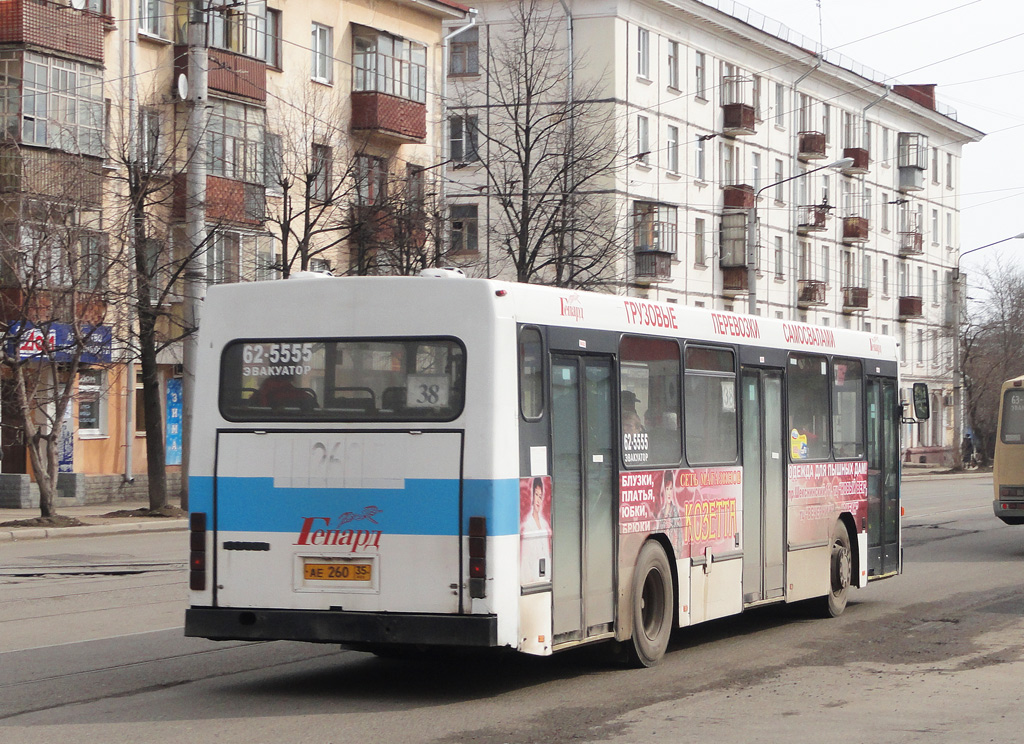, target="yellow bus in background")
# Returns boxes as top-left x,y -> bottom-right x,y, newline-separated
993,375 -> 1024,524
